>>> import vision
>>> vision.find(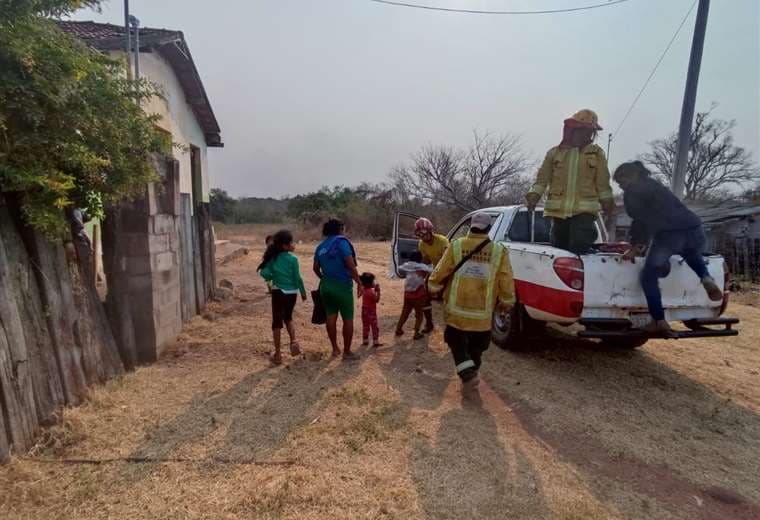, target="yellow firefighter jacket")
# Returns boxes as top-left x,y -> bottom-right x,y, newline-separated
428,232 -> 516,332
528,144 -> 614,219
